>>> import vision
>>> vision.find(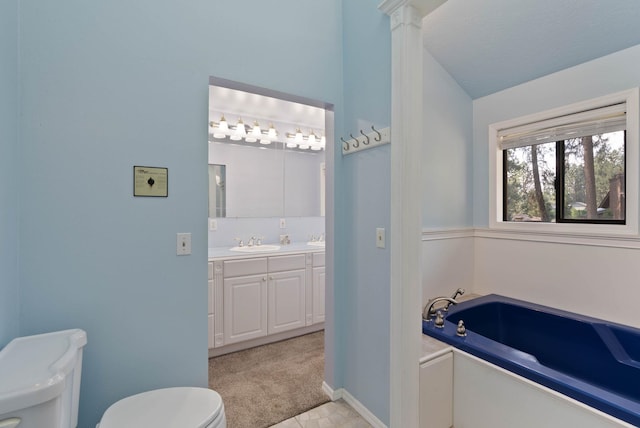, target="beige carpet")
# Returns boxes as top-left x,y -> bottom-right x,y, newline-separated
209,331 -> 329,428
